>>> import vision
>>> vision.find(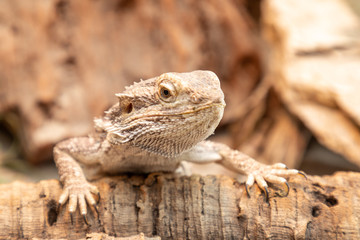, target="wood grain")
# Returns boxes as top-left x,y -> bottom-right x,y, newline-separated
0,172 -> 359,239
